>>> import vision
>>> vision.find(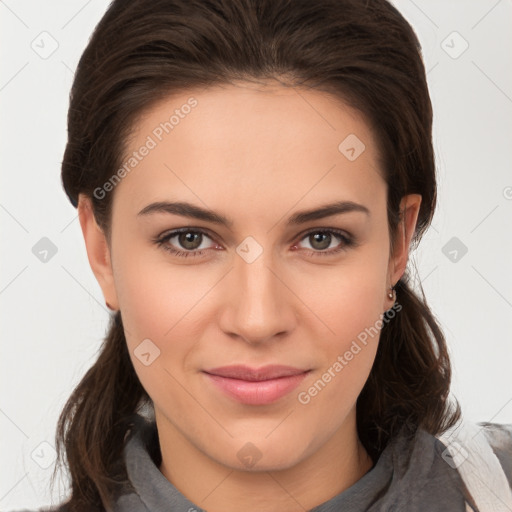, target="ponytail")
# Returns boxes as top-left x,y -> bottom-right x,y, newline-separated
50,313 -> 151,511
